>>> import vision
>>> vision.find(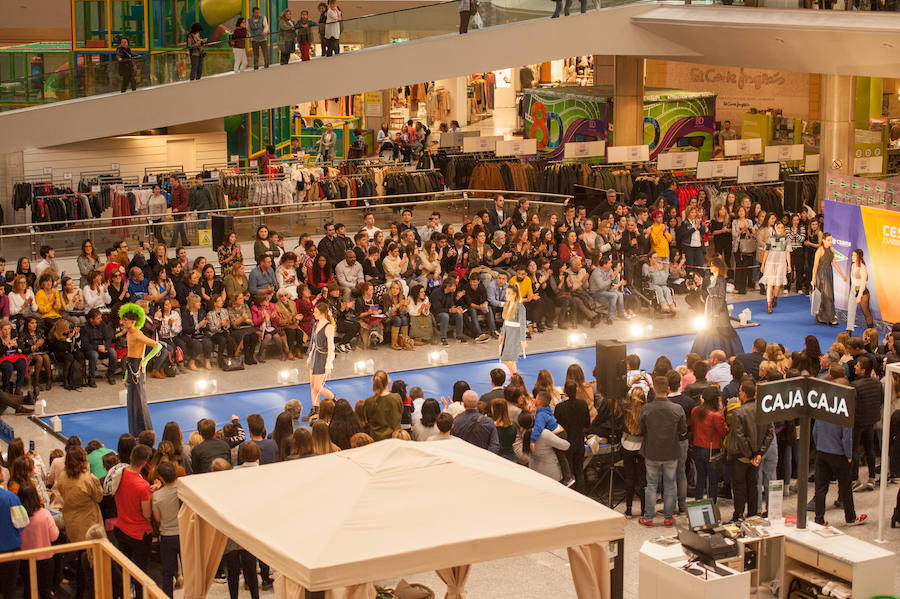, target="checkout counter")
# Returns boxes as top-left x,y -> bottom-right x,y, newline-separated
639,504 -> 893,599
